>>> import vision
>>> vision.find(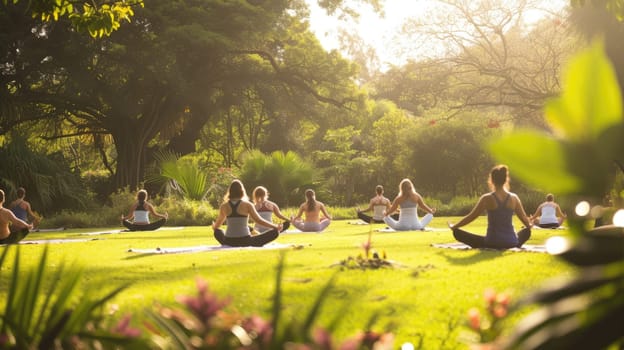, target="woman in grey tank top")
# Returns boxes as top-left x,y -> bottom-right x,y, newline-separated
213,180 -> 282,247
